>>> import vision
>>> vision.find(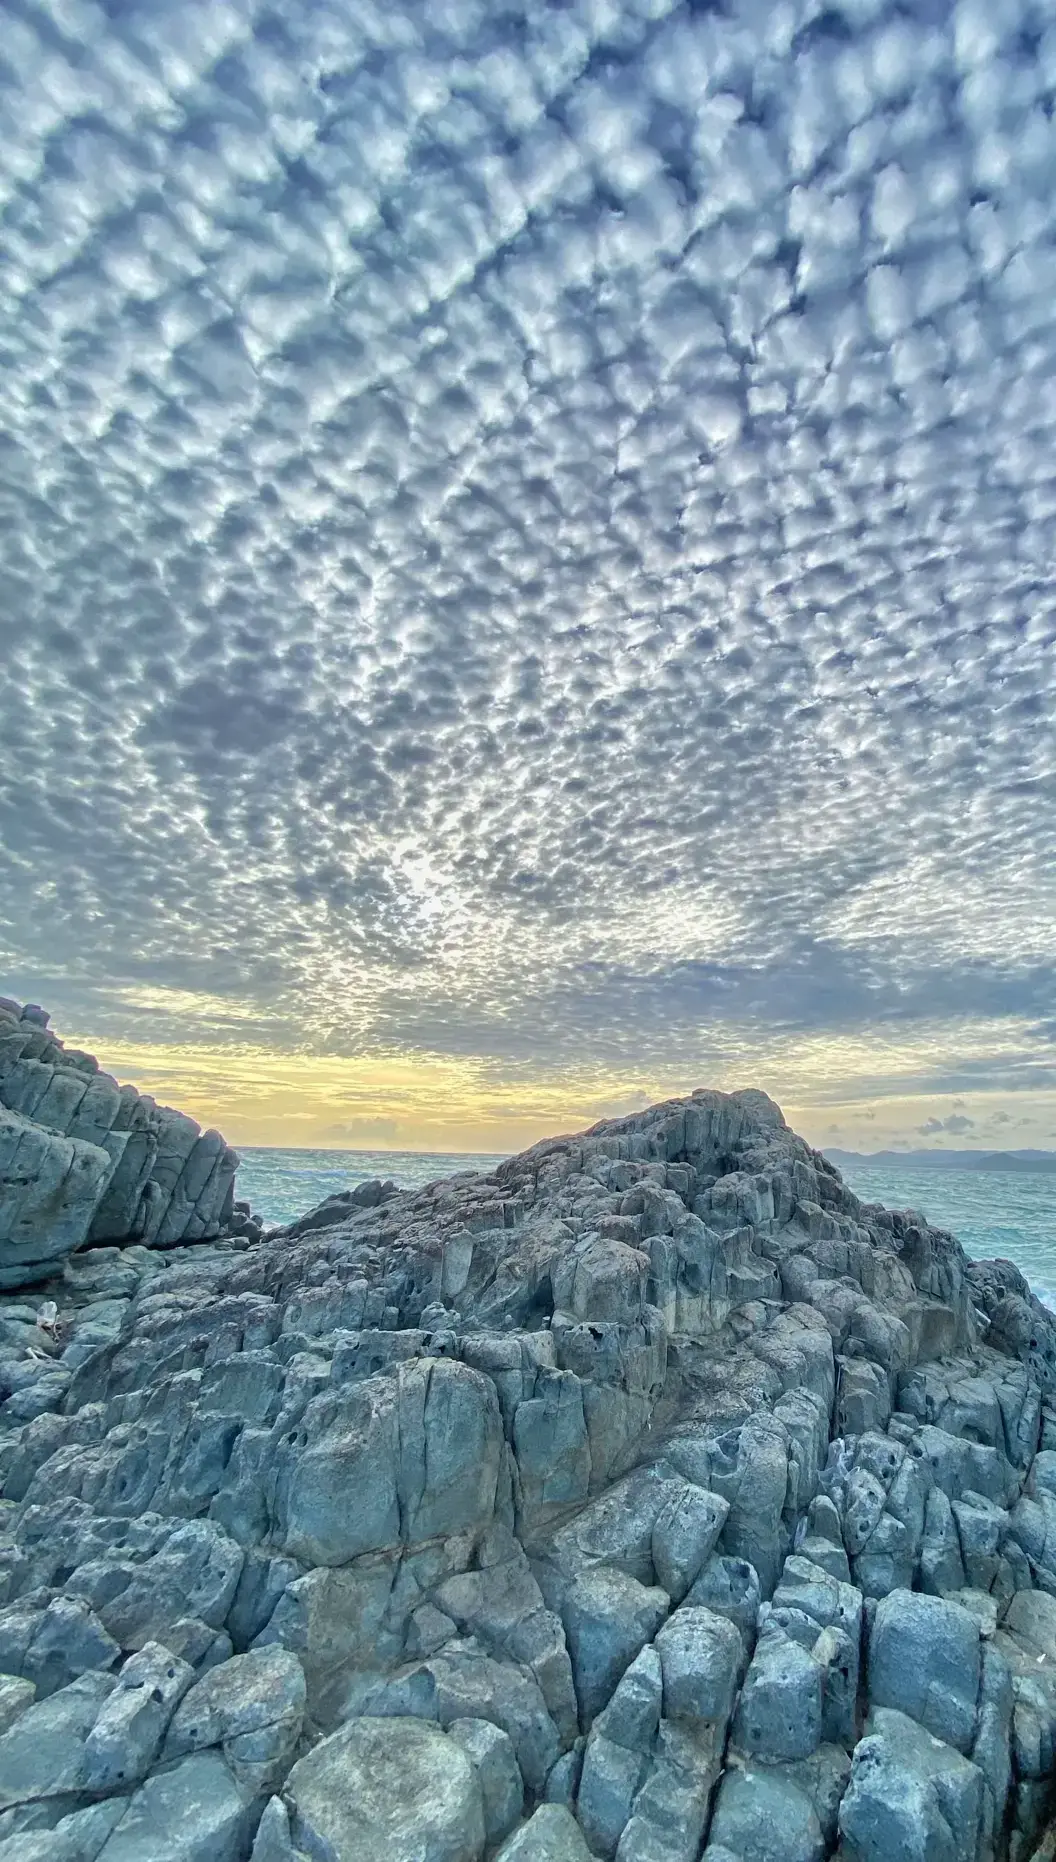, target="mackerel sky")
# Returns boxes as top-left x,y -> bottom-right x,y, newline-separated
1,0 -> 1054,1152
